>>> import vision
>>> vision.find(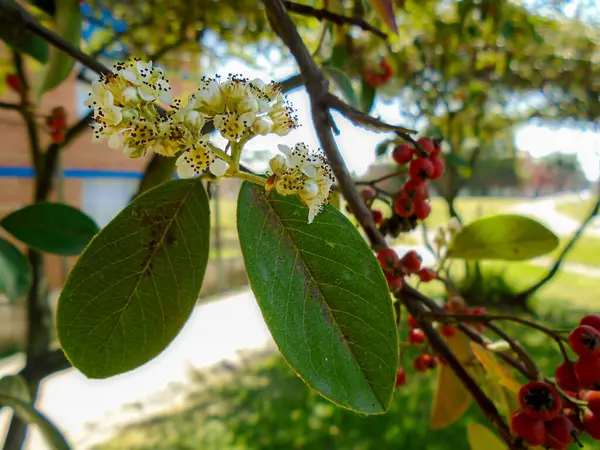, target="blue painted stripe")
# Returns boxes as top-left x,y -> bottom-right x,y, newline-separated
0,167 -> 143,179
